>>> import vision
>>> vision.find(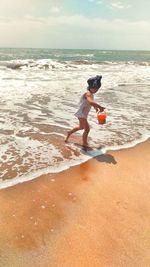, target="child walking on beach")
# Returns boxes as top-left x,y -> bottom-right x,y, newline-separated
65,75 -> 105,147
